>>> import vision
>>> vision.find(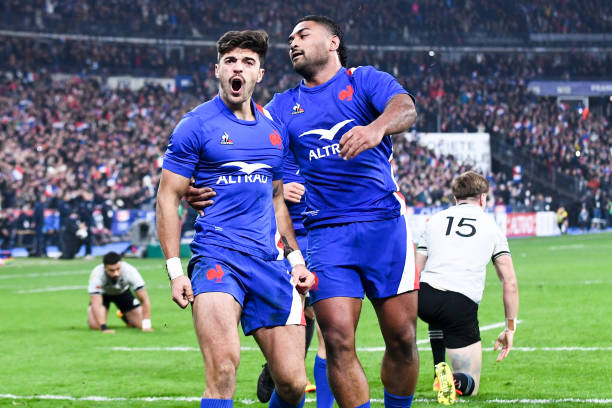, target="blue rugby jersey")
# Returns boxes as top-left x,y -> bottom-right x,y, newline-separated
266,66 -> 411,228
162,95 -> 287,260
282,150 -> 307,233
